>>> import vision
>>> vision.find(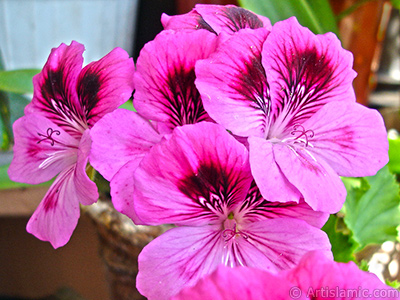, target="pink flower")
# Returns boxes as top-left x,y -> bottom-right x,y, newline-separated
133,122 -> 331,300
161,4 -> 271,34
8,41 -> 135,248
90,28 -> 219,219
195,17 -> 389,213
173,251 -> 399,300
